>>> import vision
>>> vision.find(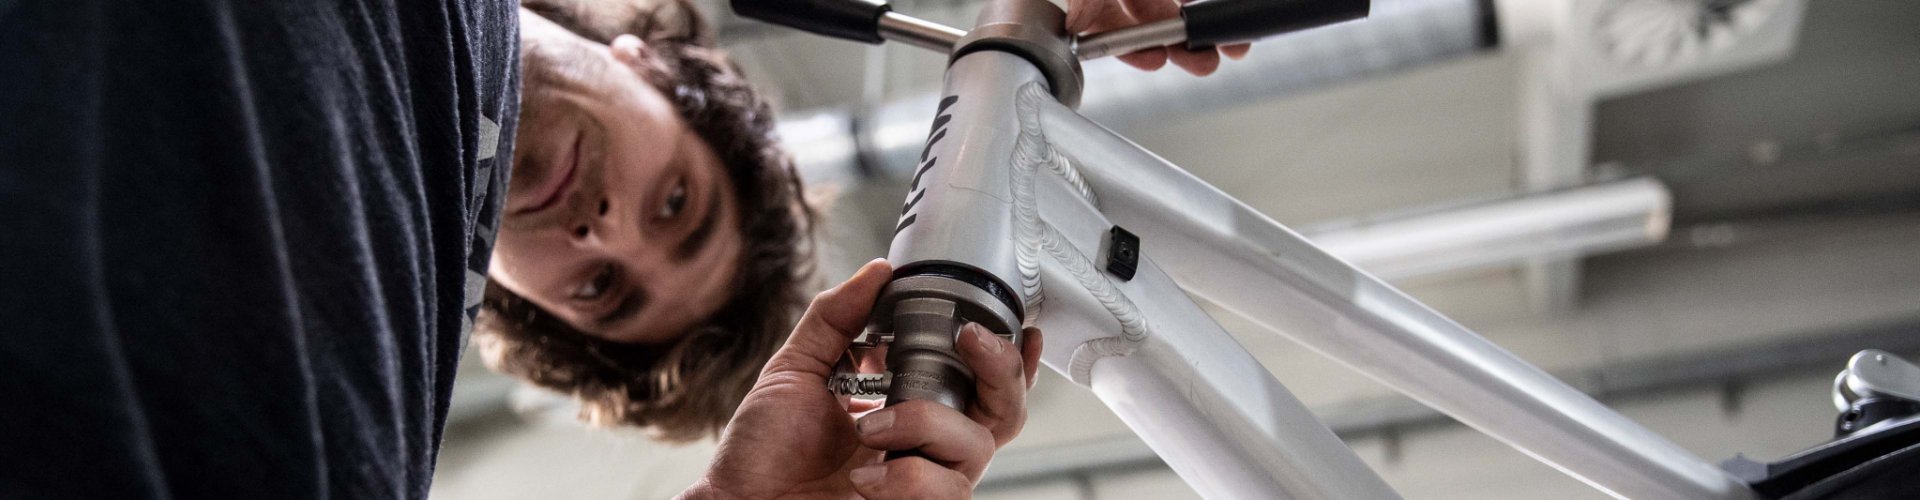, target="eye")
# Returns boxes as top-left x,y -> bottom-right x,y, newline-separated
570,265 -> 615,301
657,180 -> 688,220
